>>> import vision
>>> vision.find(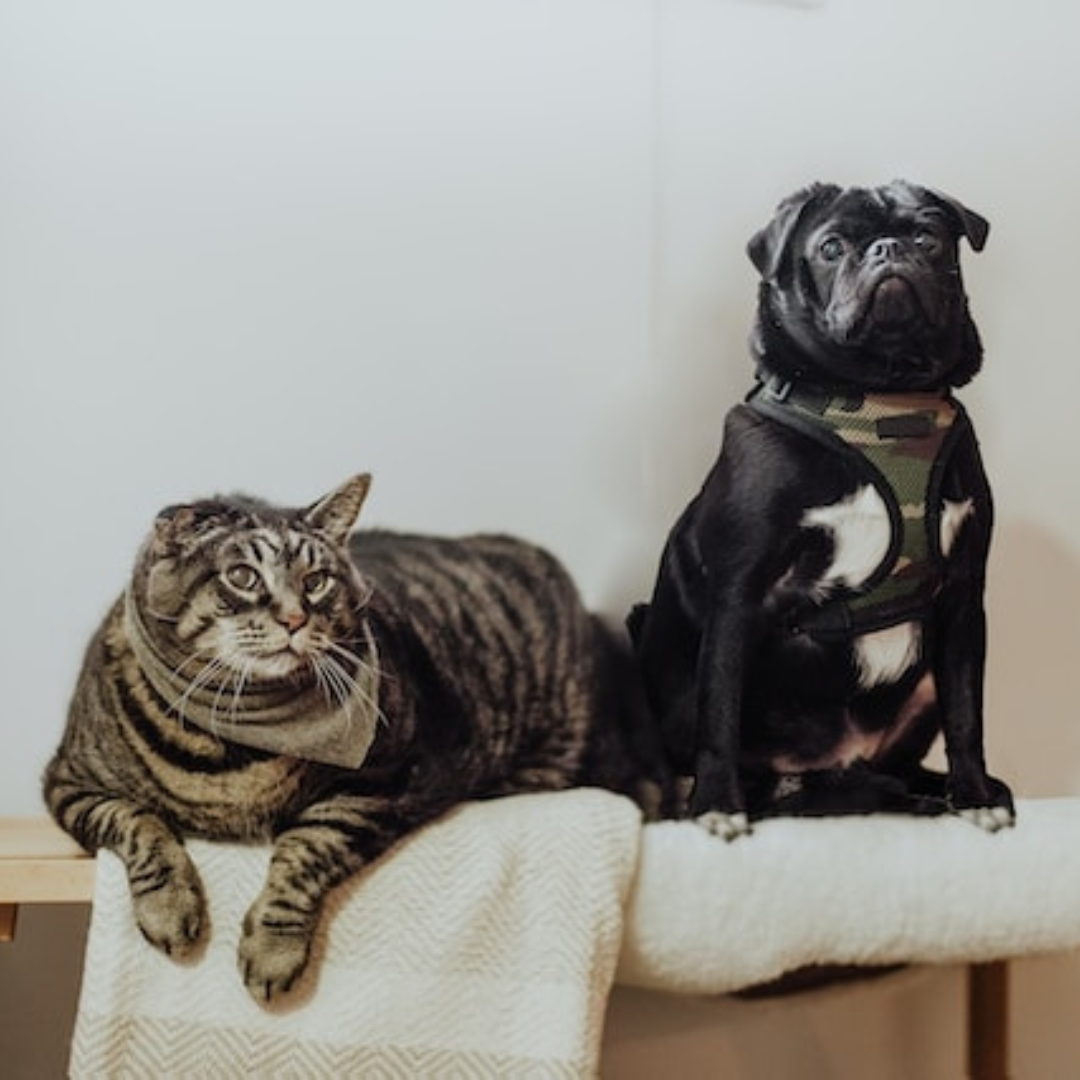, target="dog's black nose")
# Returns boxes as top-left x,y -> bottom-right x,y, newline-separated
866,237 -> 903,263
